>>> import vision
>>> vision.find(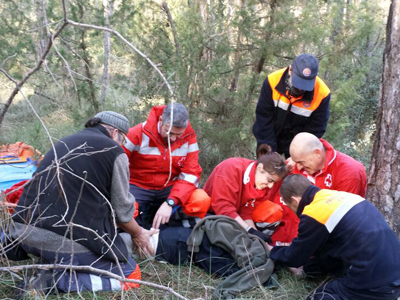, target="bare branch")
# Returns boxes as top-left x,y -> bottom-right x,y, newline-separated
0,20 -> 68,126
0,53 -> 17,67
65,19 -> 175,99
51,34 -> 78,91
0,68 -> 17,84
0,264 -> 190,300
